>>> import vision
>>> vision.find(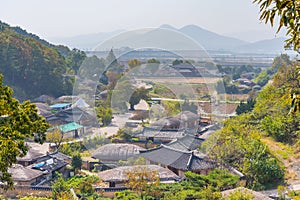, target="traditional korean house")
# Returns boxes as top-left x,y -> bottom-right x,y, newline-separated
97,165 -> 181,187
92,143 -> 145,168
28,152 -> 70,181
17,142 -> 50,167
135,127 -> 187,143
46,106 -> 96,126
165,133 -> 204,151
140,145 -> 216,177
8,164 -> 44,186
48,121 -> 84,138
